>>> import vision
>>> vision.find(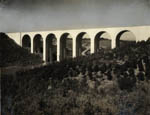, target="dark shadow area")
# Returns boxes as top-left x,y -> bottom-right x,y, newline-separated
76,32 -> 90,56
22,35 -> 31,52
33,34 -> 43,58
116,30 -> 136,49
46,34 -> 57,63
95,31 -> 111,52
60,33 -> 73,60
